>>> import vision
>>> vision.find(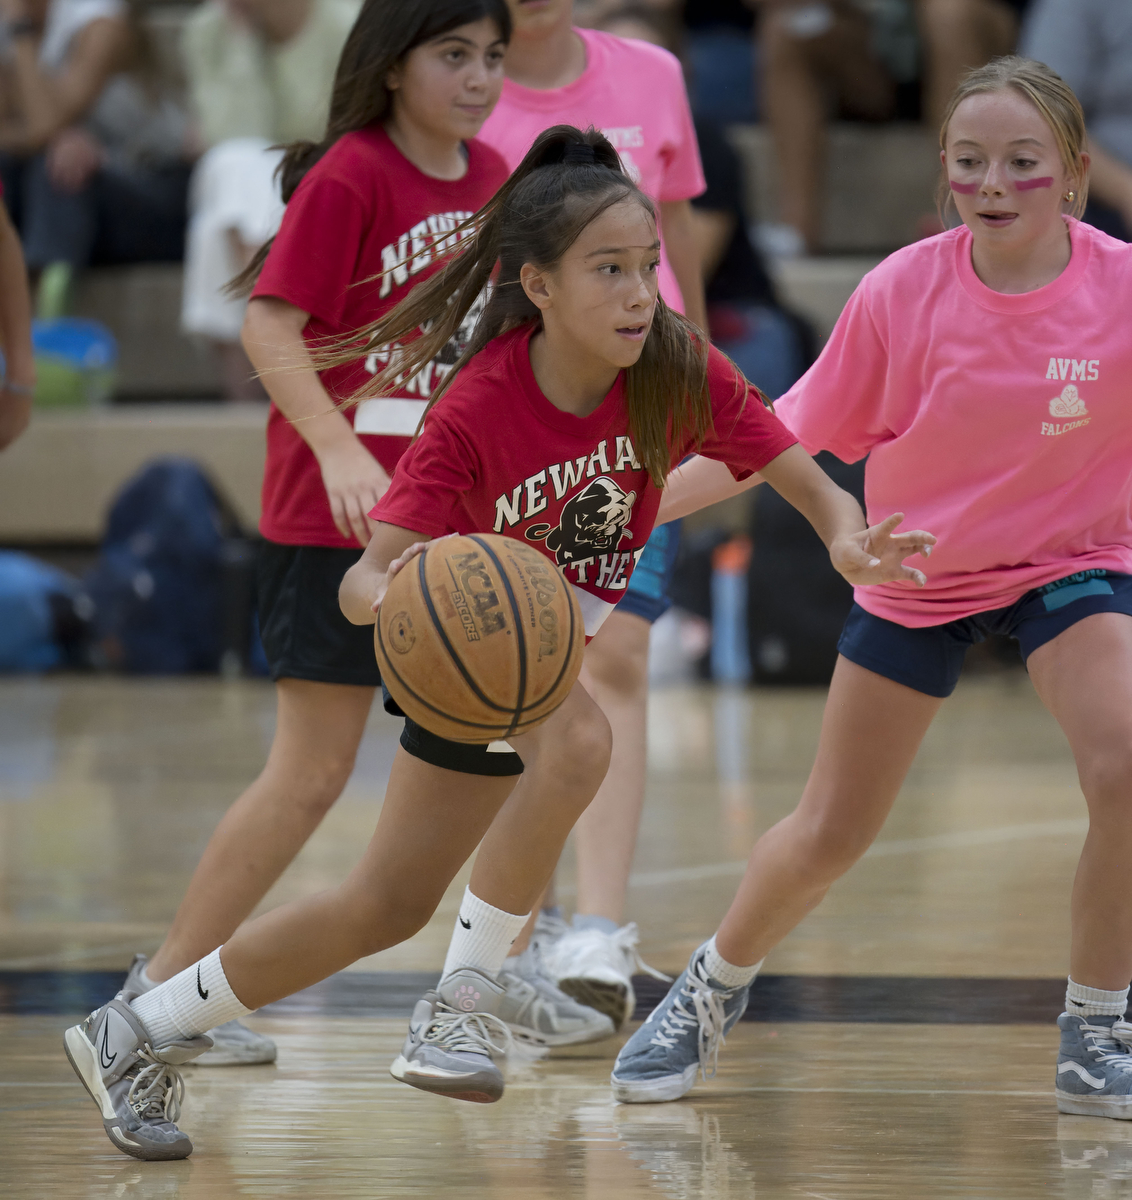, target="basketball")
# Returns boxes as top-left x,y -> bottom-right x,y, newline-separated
374,533 -> 586,743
